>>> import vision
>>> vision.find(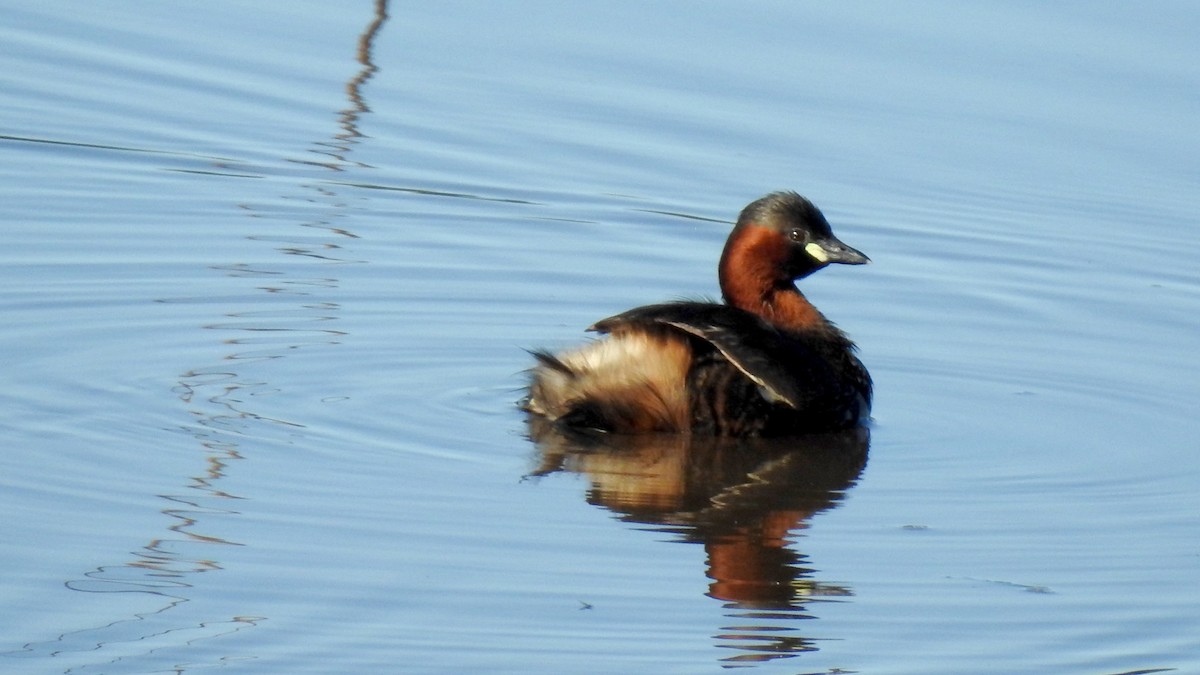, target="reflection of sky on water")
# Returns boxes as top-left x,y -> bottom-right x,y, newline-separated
0,1 -> 1197,673
4,3 -> 388,667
